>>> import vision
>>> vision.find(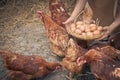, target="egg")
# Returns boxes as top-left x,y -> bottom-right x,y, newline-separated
93,30 -> 100,35
97,26 -> 103,31
71,23 -> 76,27
70,23 -> 76,32
90,26 -> 97,32
85,26 -> 91,32
75,29 -> 82,34
79,26 -> 85,32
